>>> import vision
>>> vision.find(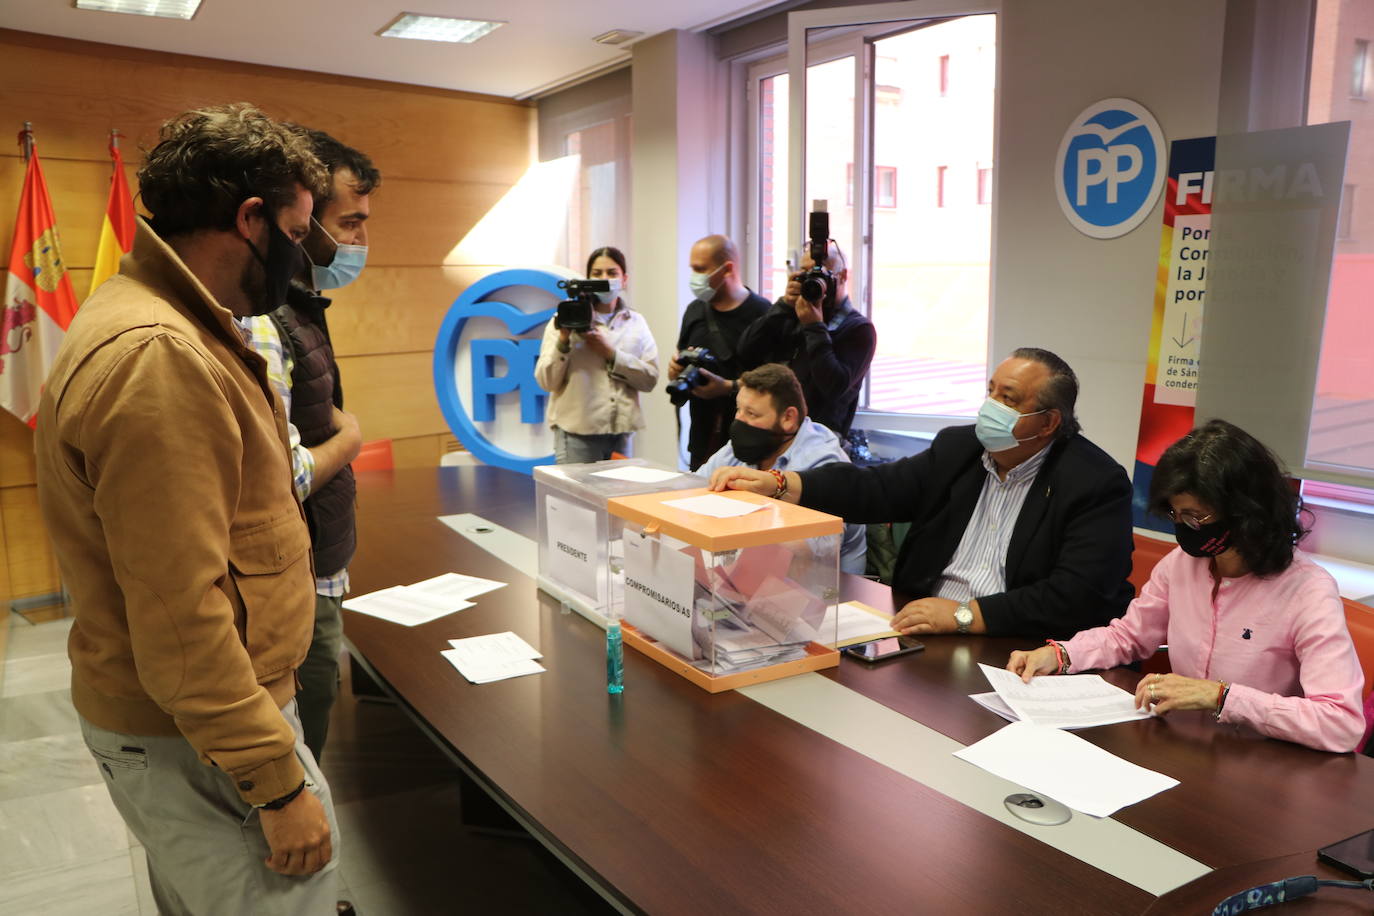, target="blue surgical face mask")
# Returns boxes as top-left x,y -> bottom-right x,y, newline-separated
594,278 -> 623,305
312,243 -> 367,290
974,397 -> 1046,452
